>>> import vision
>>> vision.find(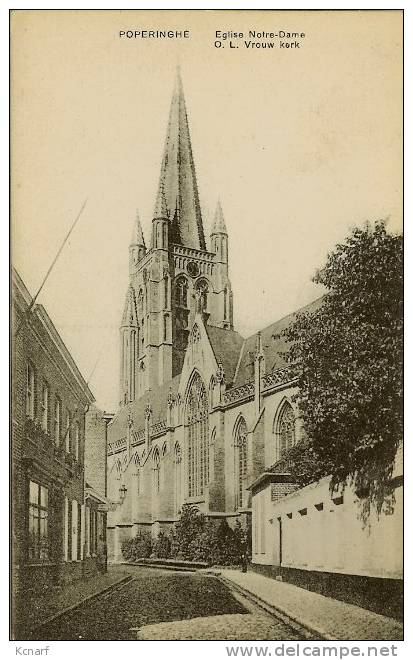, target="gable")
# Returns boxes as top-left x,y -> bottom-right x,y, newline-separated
178,314 -> 220,398
205,325 -> 245,387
